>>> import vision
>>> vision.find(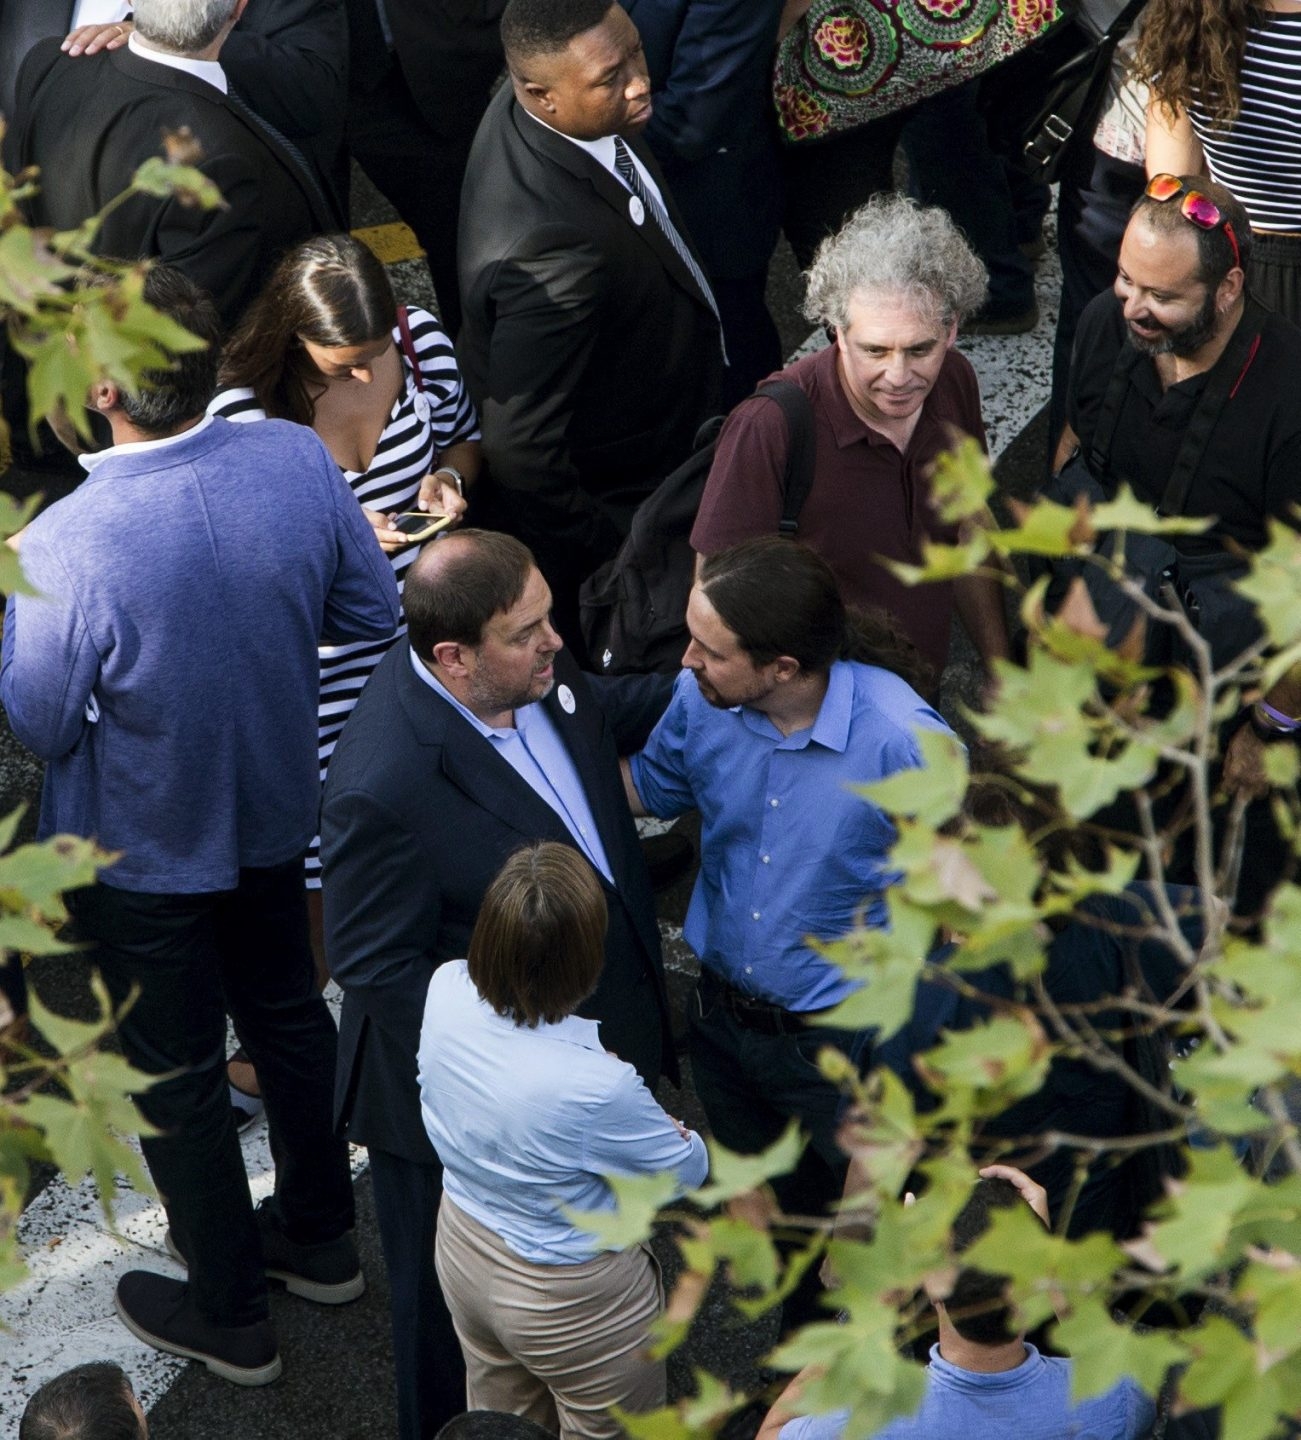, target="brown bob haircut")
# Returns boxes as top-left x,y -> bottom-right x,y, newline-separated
467,842 -> 608,1027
